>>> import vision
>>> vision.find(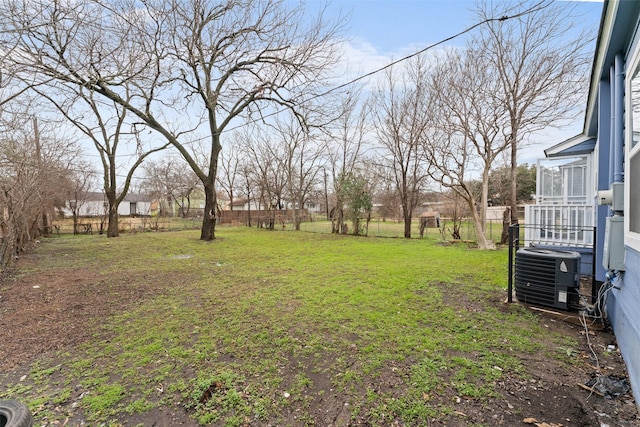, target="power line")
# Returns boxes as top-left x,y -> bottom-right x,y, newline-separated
222,0 -> 550,132
75,0 -> 550,156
